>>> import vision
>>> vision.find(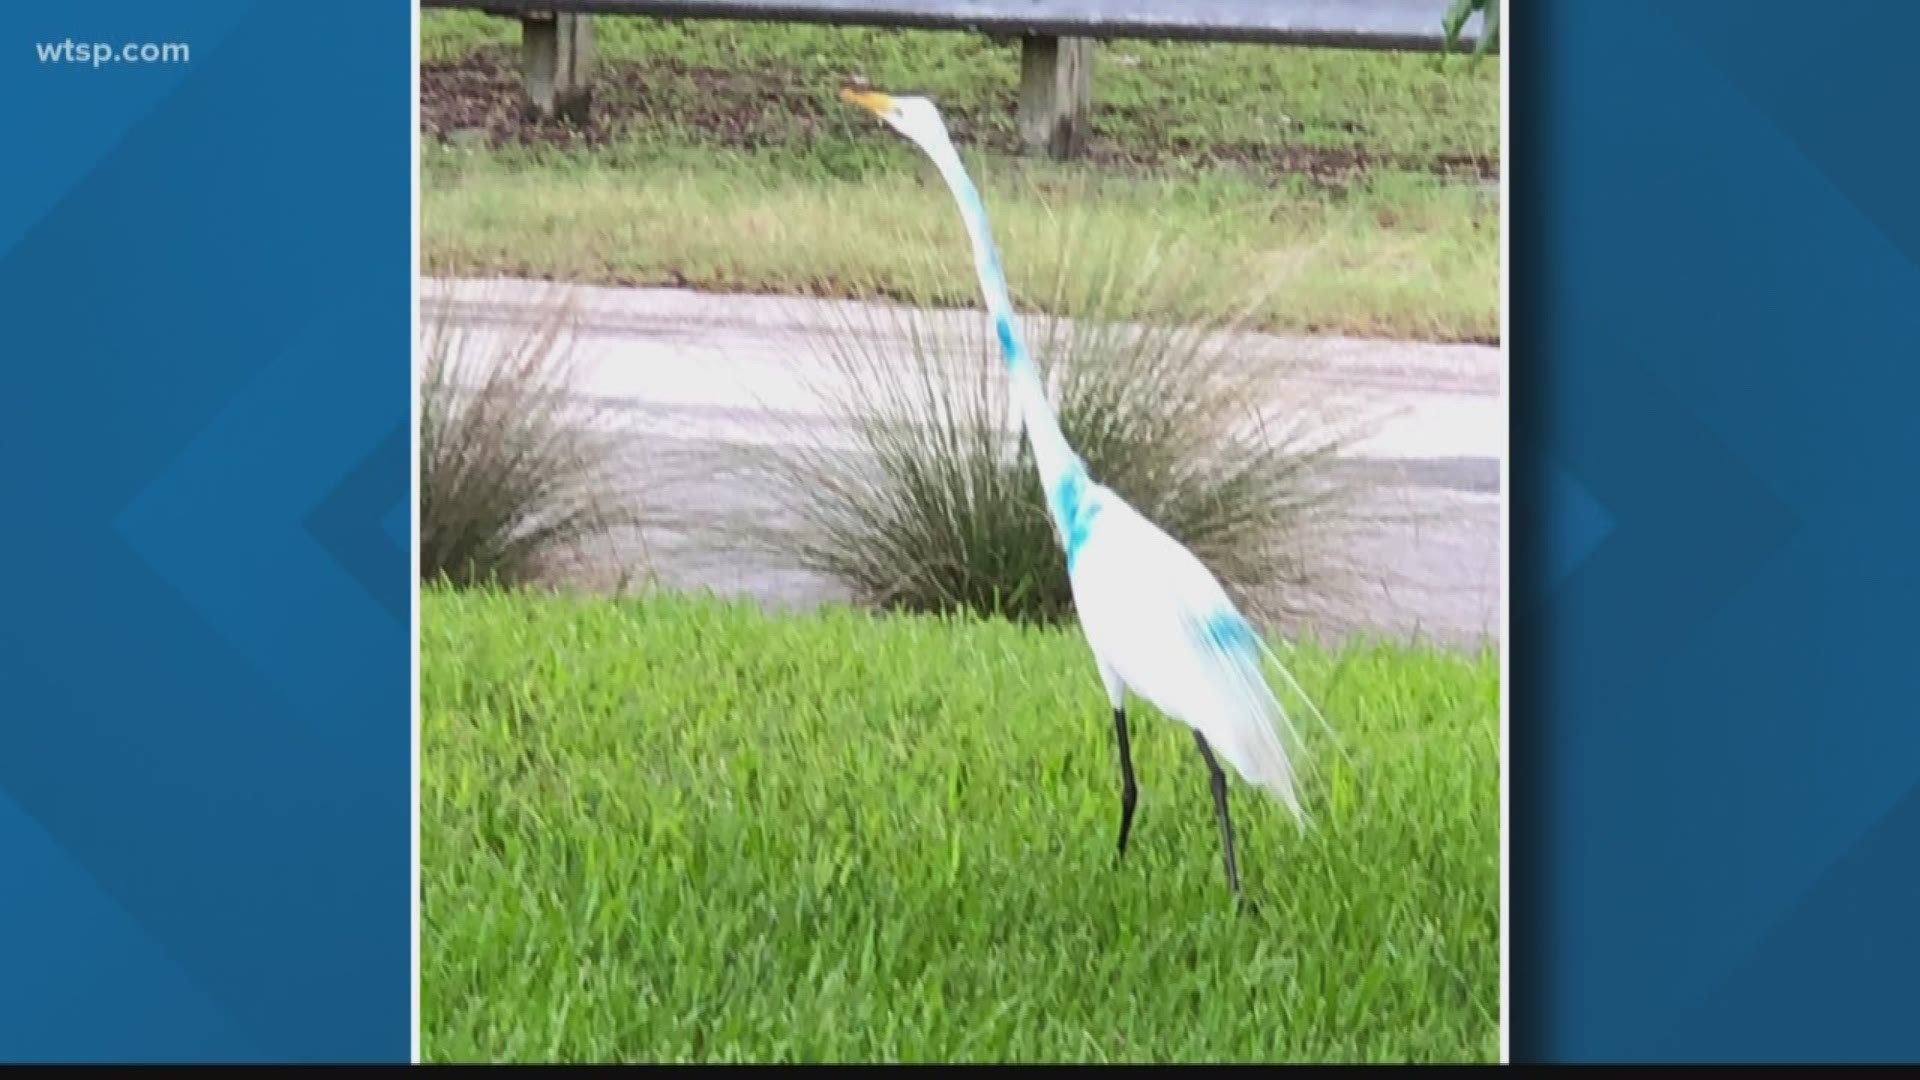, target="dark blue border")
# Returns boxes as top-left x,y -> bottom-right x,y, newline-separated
0,3 -> 411,1063
1513,0 -> 1920,1063
9,0 -> 1920,1065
